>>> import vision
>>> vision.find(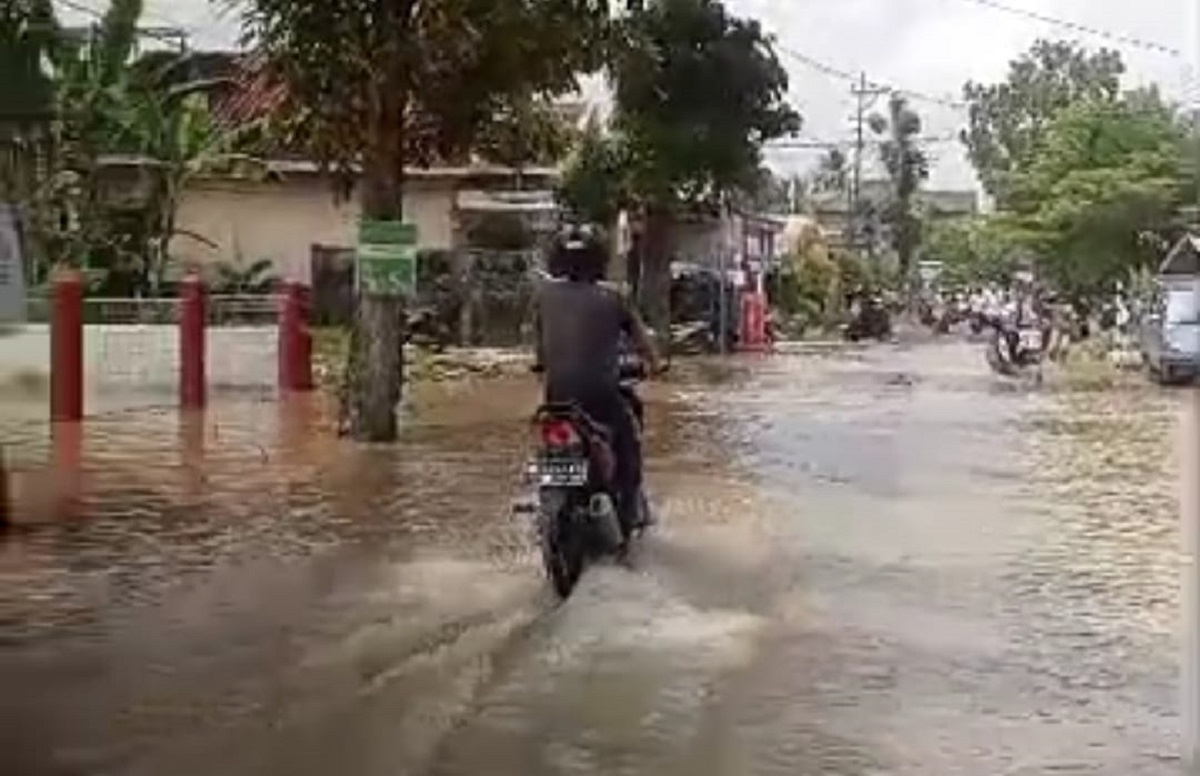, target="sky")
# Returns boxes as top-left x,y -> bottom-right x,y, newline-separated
58,0 -> 1199,192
